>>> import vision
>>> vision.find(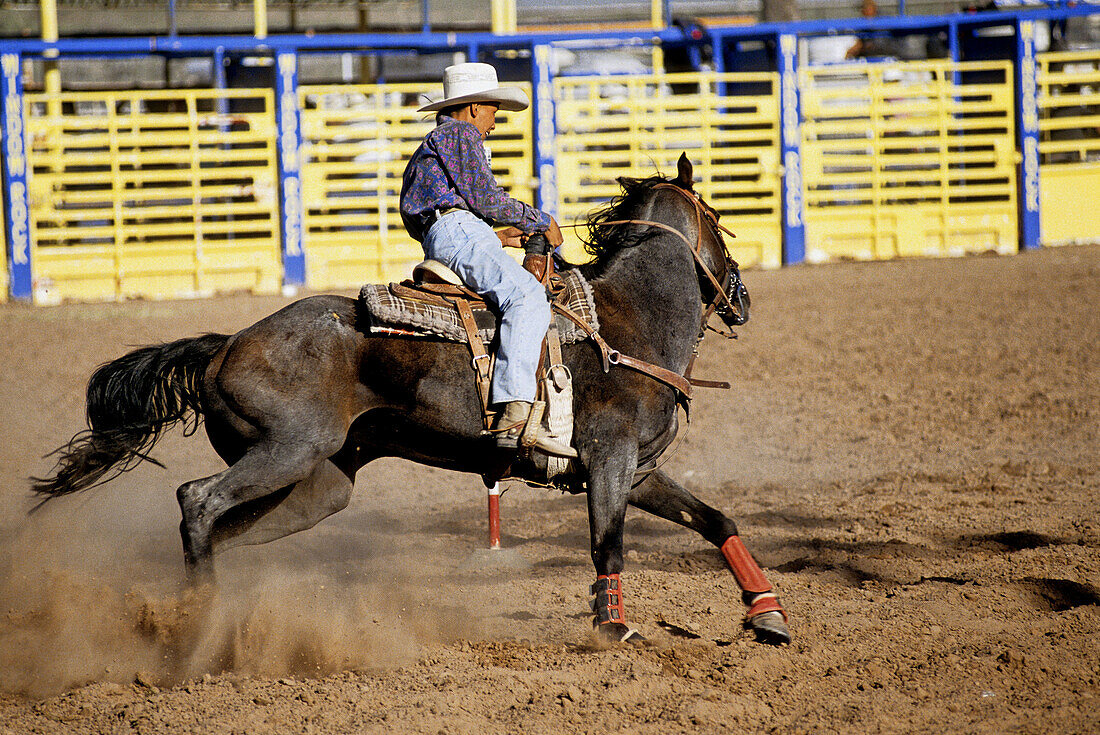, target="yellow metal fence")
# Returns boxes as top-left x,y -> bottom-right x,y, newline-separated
298,83 -> 535,290
800,60 -> 1018,261
554,72 -> 783,269
23,88 -> 282,304
1037,50 -> 1100,245
11,59 -> 1095,305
